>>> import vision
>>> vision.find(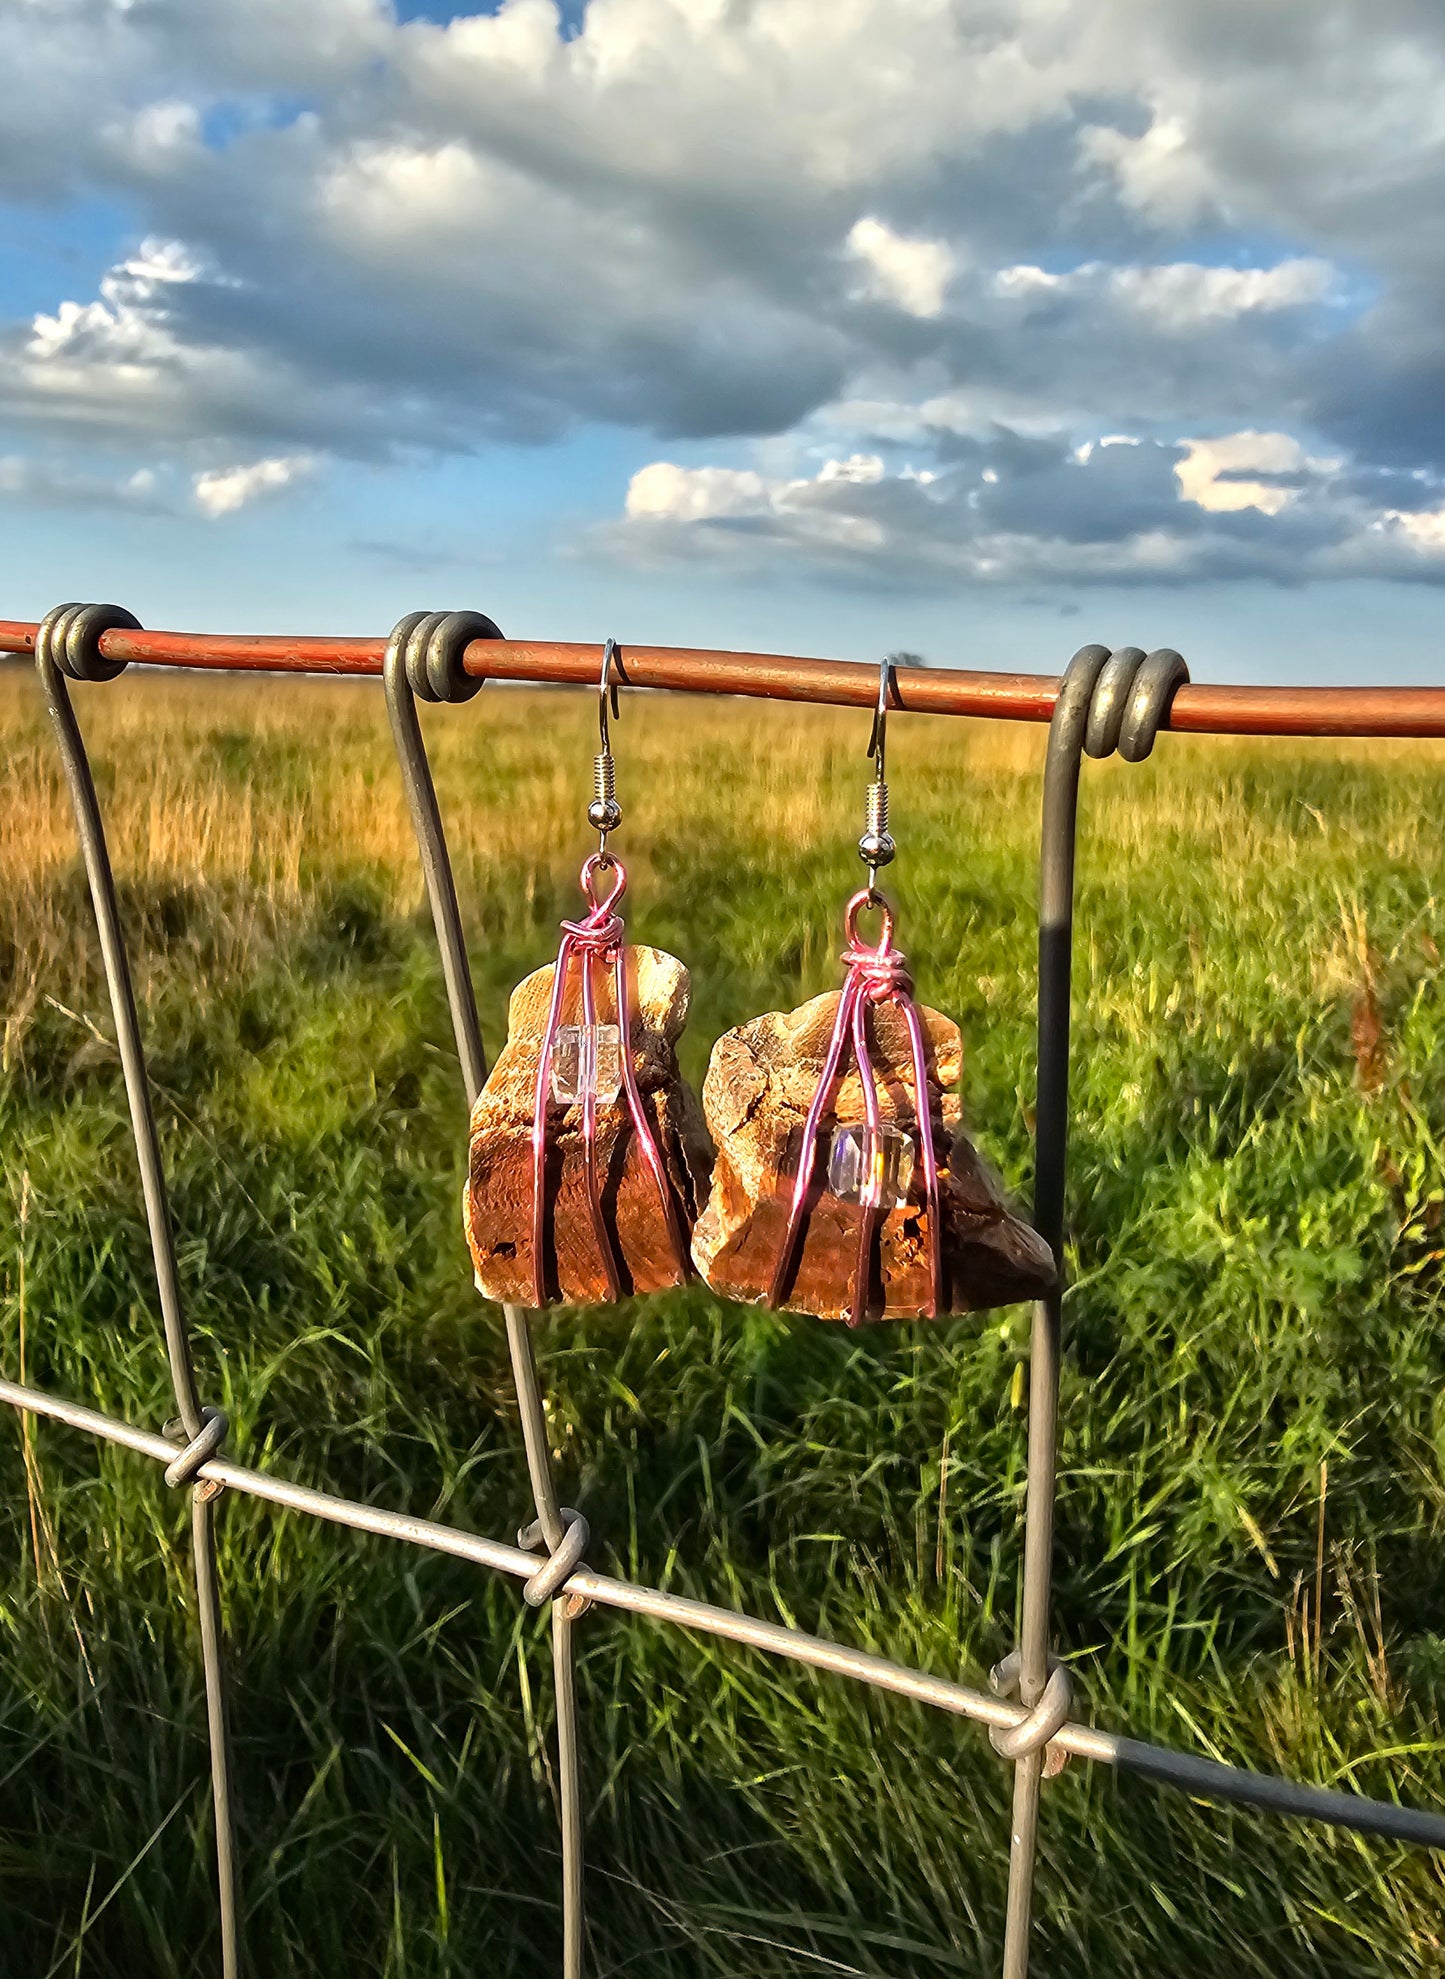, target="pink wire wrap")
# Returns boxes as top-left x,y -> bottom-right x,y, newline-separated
529,854 -> 691,1307
767,890 -> 945,1327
